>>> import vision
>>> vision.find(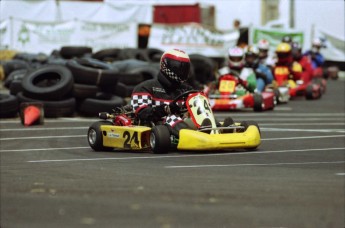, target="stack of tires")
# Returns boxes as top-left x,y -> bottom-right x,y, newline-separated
1,46 -> 218,119
66,57 -> 126,116
16,65 -> 76,117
